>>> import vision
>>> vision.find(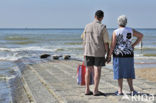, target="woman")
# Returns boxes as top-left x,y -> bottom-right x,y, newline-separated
107,15 -> 143,95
